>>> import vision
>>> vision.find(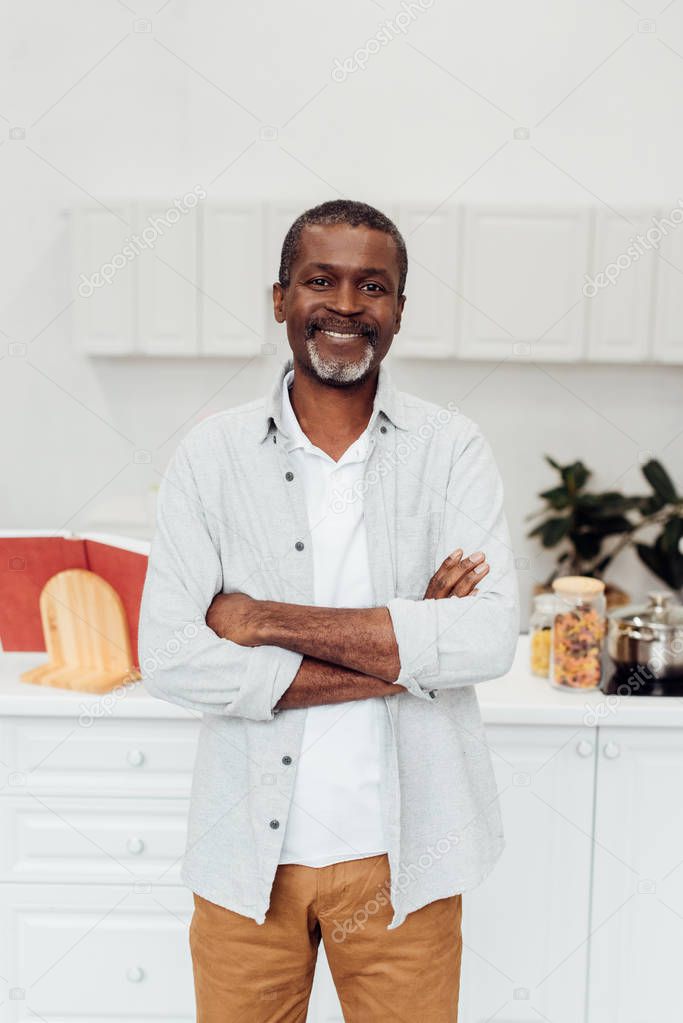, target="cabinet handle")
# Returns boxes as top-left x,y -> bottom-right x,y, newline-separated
126,966 -> 145,983
126,836 -> 146,855
576,740 -> 594,757
126,749 -> 146,767
603,741 -> 621,759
